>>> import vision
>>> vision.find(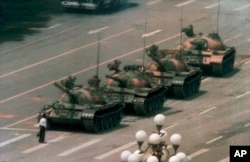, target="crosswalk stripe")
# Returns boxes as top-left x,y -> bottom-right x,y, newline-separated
218,156 -> 229,162
58,139 -> 102,157
234,3 -> 250,11
189,148 -> 209,158
94,141 -> 137,160
0,134 -> 31,148
22,143 -> 49,154
204,3 -> 218,9
22,136 -> 67,154
175,0 -> 196,7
